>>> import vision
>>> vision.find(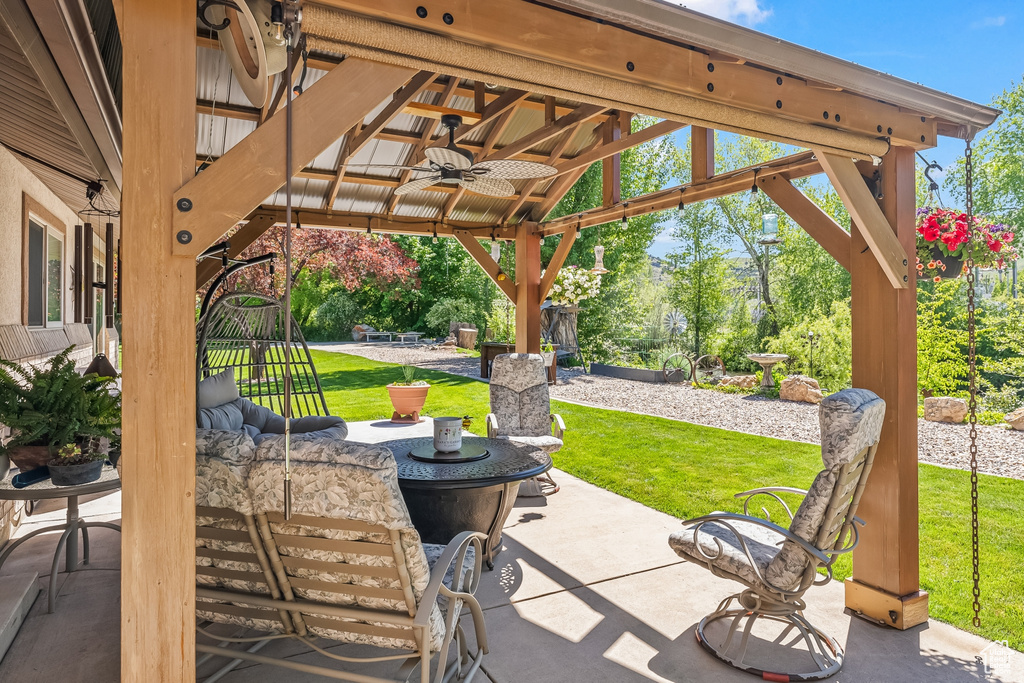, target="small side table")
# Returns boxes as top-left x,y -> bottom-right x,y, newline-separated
0,466 -> 121,613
